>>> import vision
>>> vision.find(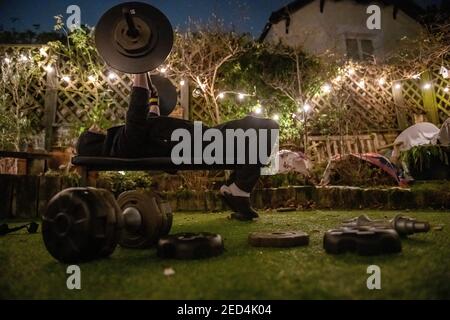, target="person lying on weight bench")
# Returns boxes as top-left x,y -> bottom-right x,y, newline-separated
76,74 -> 279,221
